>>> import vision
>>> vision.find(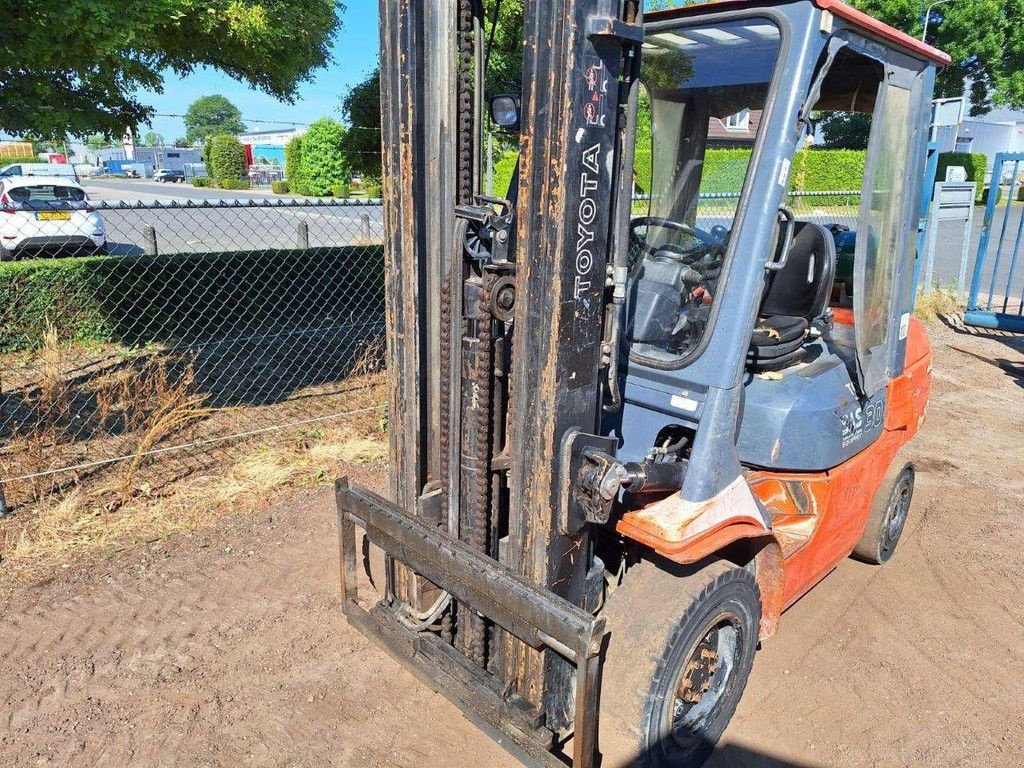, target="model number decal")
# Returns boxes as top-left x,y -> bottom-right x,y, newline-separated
839,400 -> 885,447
